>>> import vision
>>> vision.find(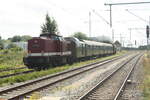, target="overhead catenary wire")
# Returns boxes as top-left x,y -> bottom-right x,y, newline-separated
105,2 -> 150,5
125,8 -> 150,11
45,1 -> 111,26
126,9 -> 149,23
92,9 -> 110,25
104,1 -> 150,27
